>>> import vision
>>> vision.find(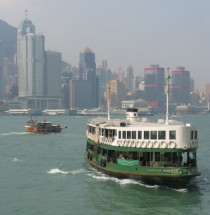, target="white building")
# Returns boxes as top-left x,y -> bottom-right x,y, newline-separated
17,18 -> 45,97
